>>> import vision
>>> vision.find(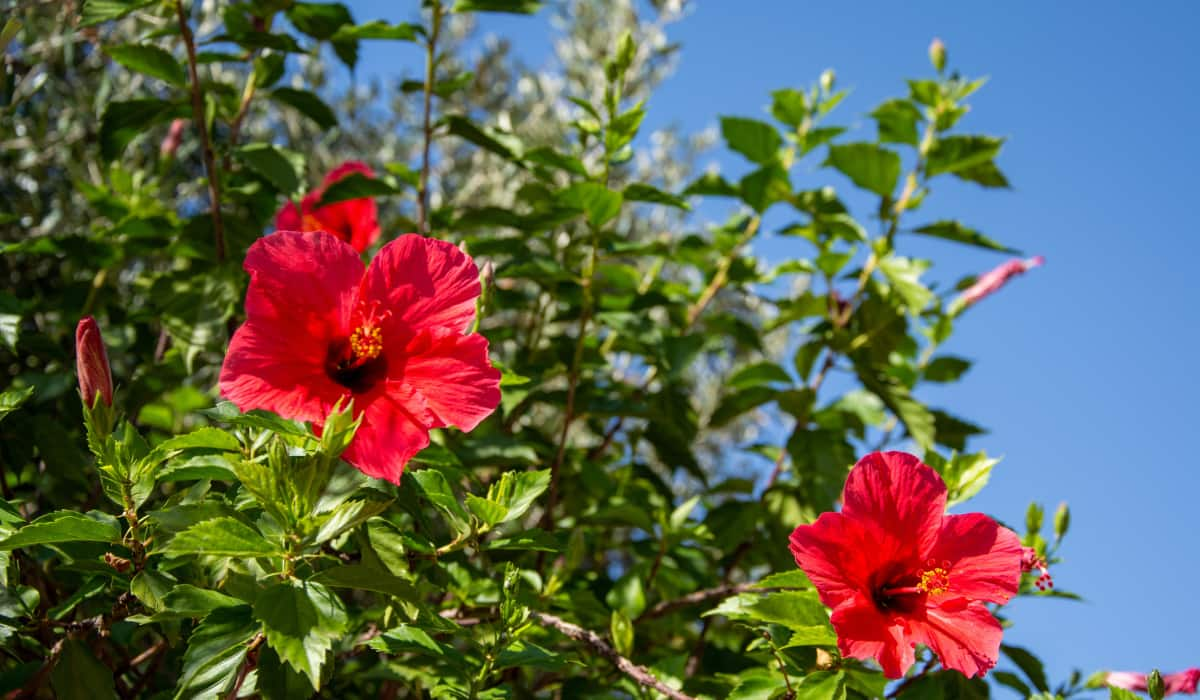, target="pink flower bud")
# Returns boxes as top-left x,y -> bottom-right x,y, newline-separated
160,118 -> 186,159
76,316 -> 113,408
954,255 -> 1044,312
